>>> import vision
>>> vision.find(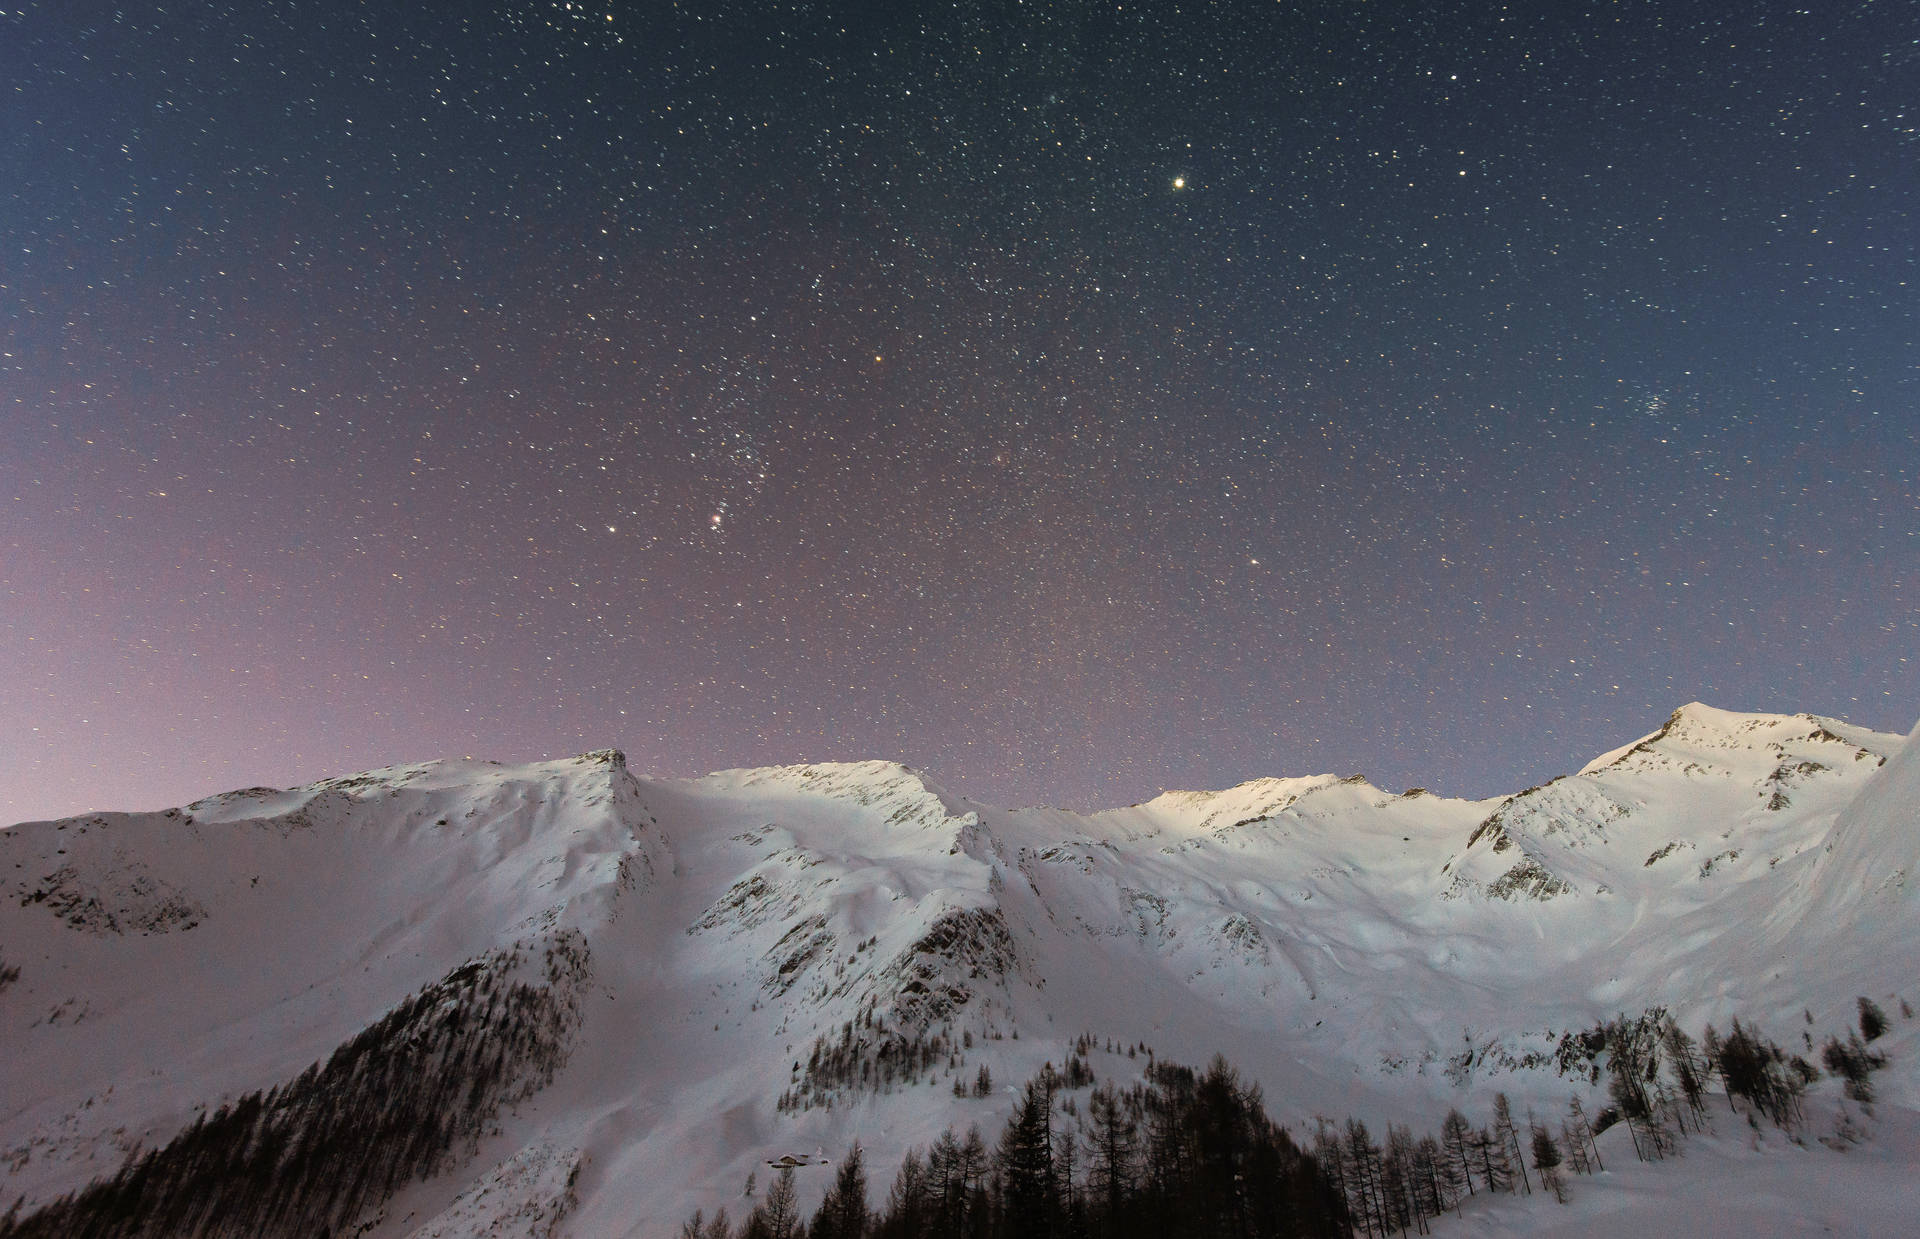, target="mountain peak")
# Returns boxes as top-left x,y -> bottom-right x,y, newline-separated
3,711 -> 1915,1233
1576,702 -> 1889,778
